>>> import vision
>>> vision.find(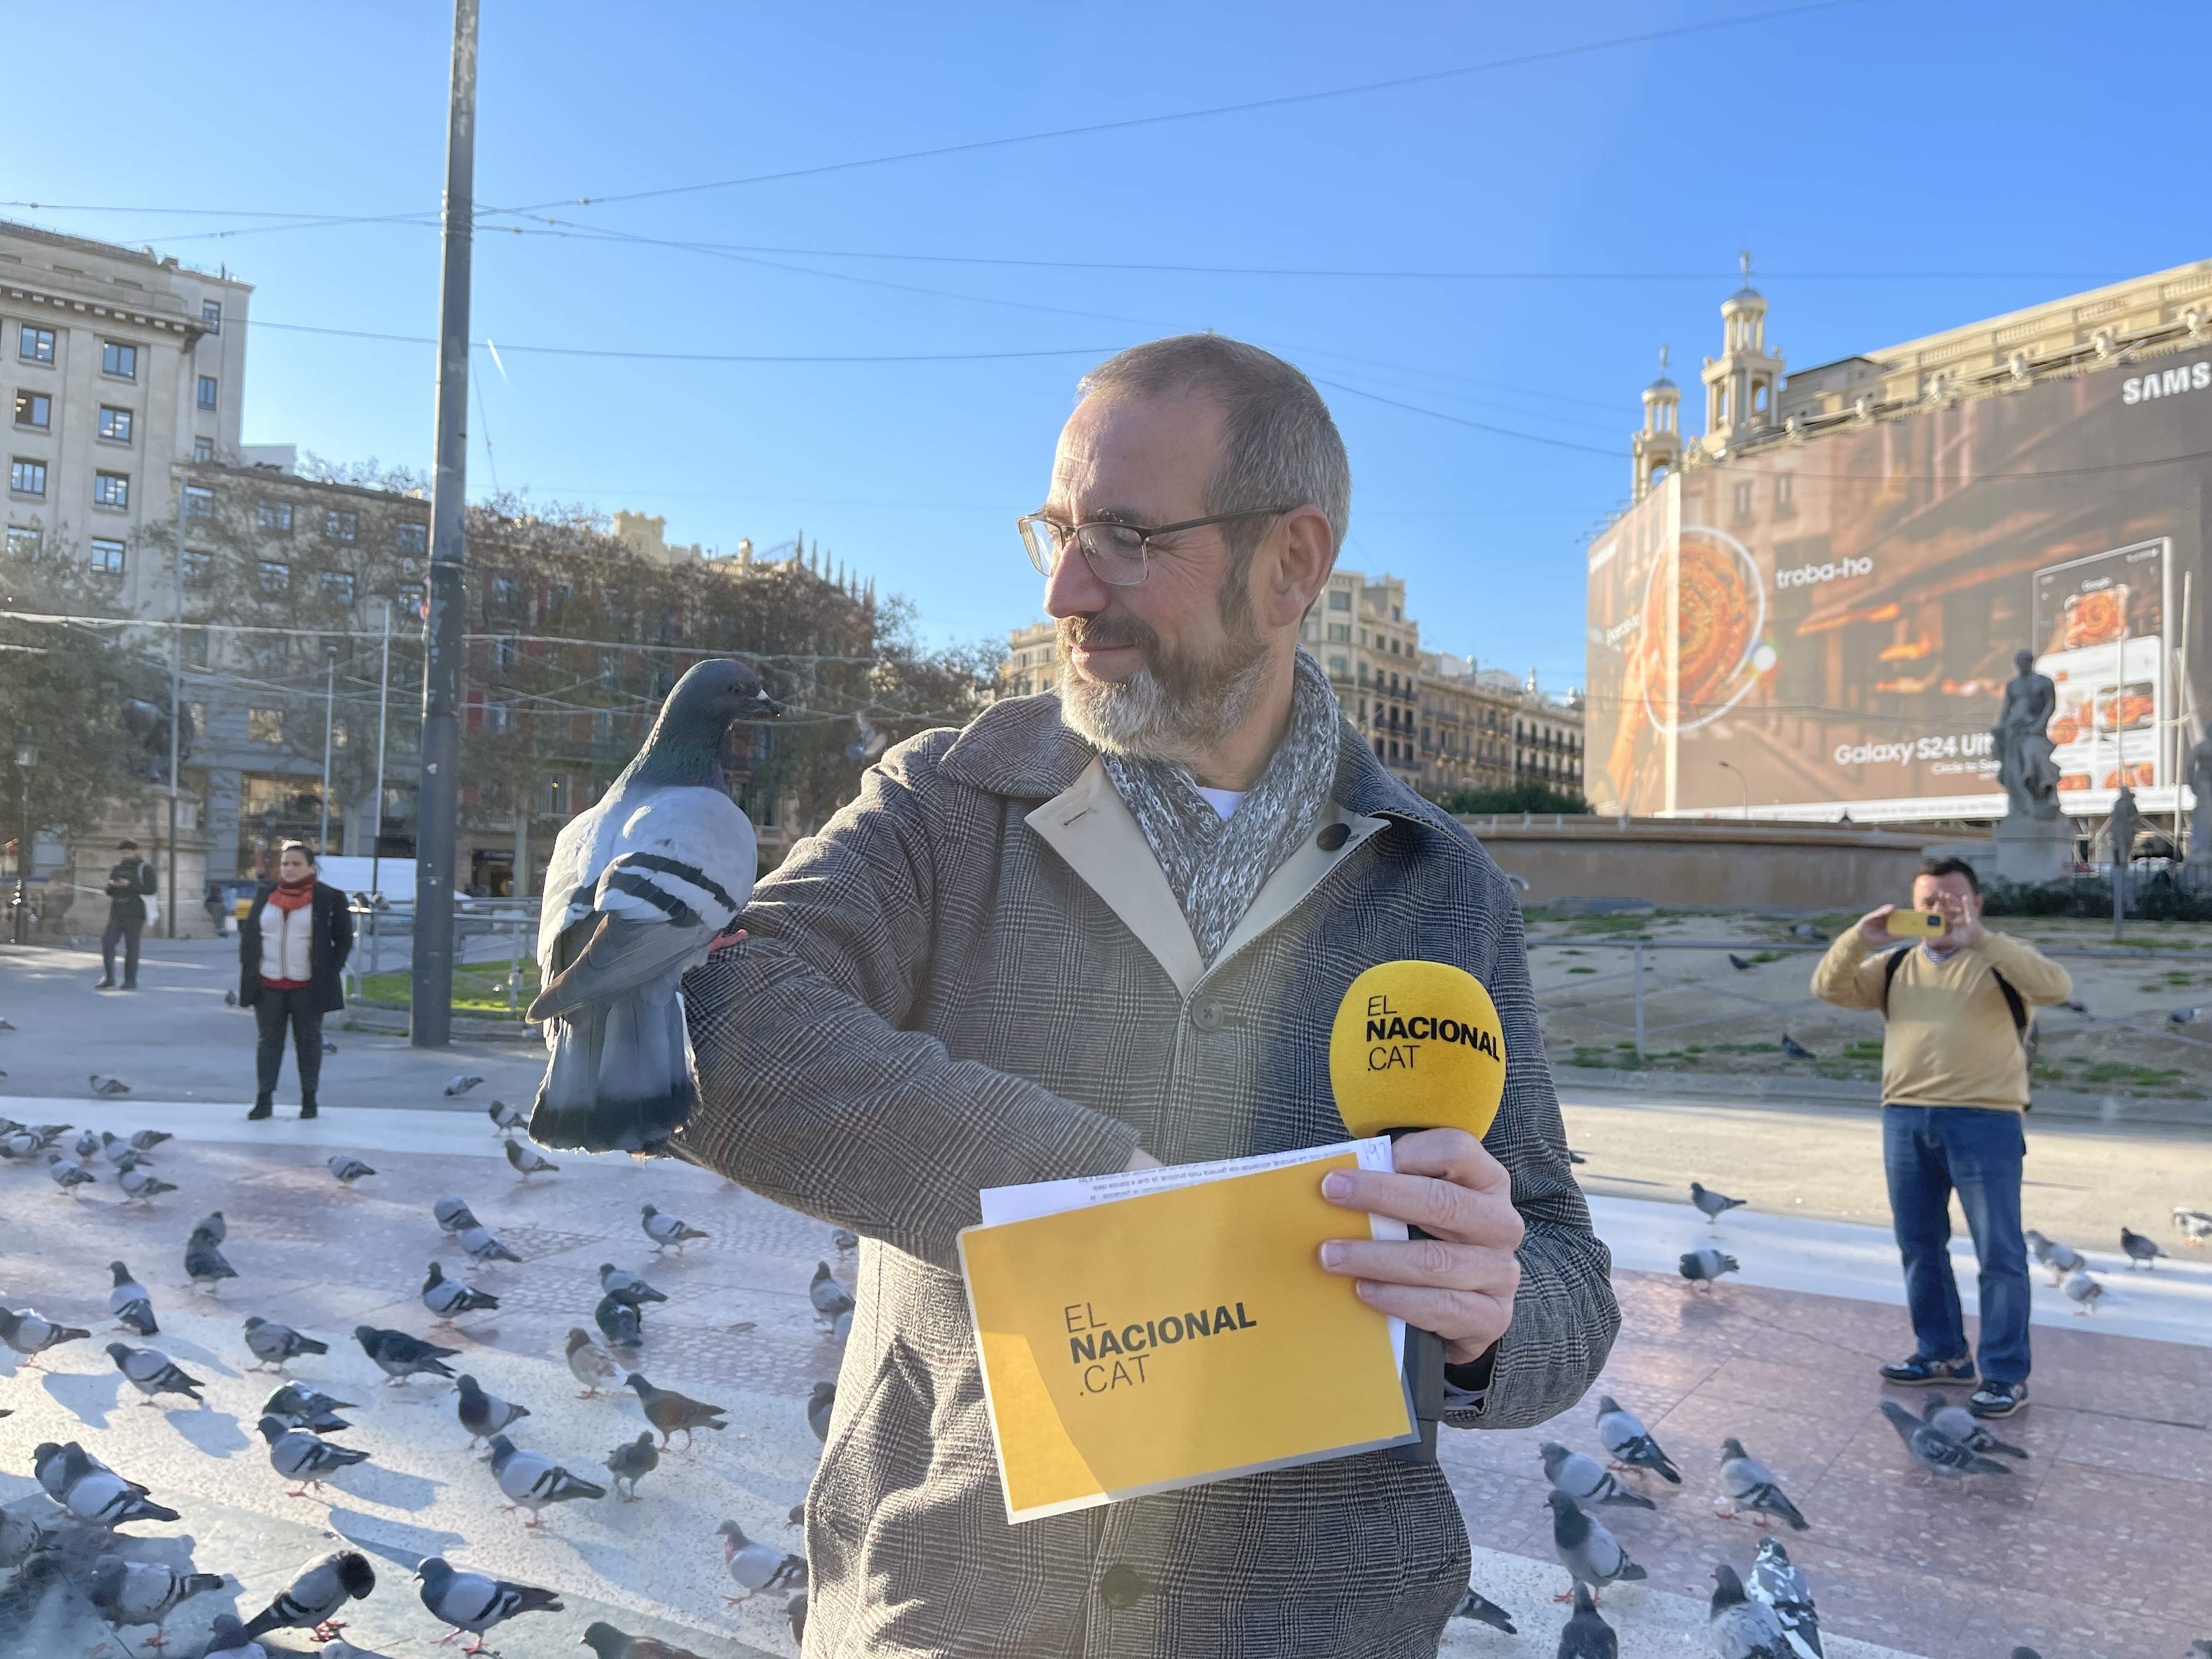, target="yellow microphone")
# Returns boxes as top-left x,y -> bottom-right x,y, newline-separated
1328,960 -> 1509,1462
